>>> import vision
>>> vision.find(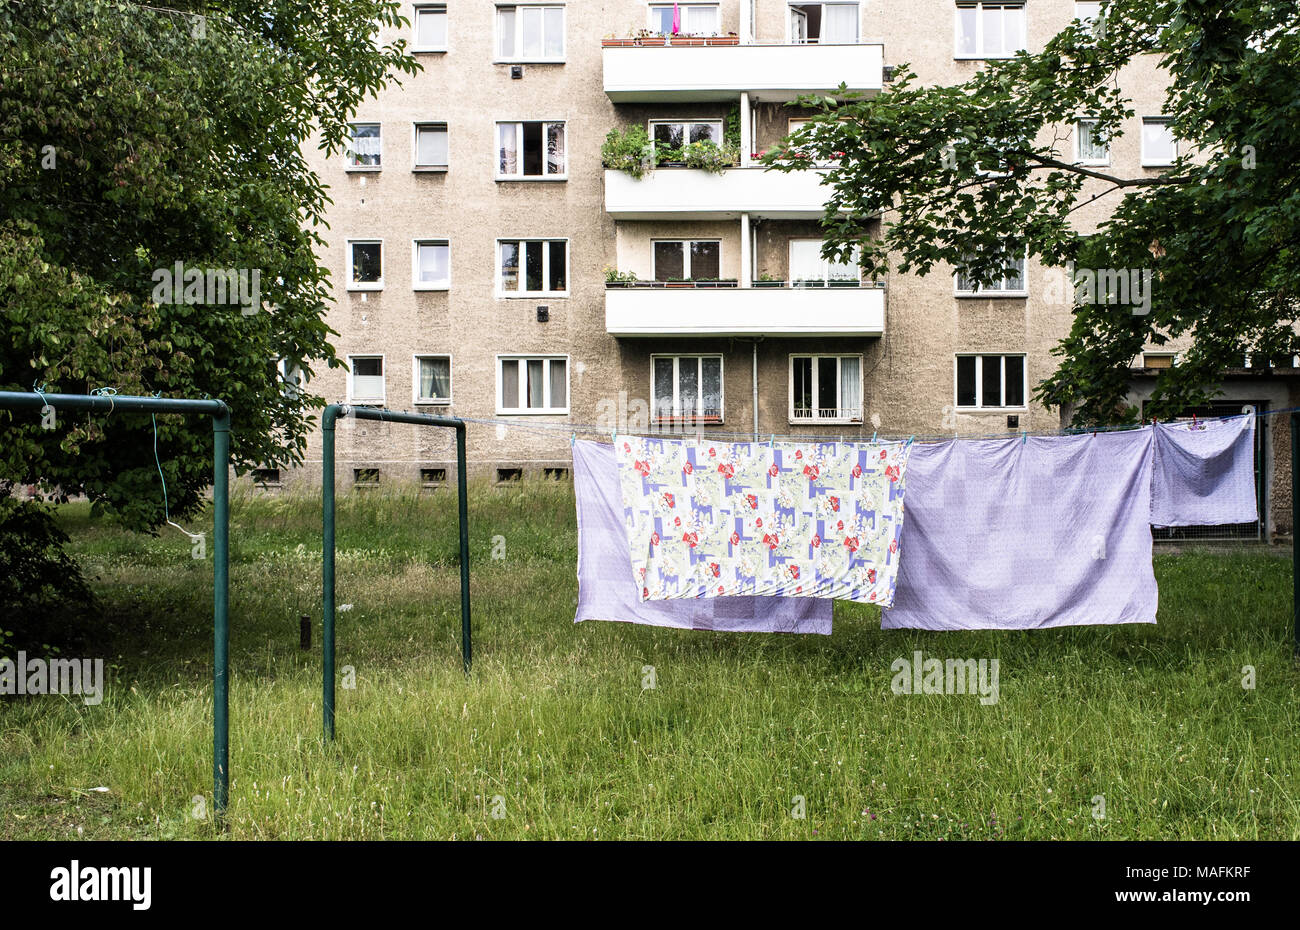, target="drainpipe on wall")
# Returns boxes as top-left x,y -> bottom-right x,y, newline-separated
739,212 -> 751,287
